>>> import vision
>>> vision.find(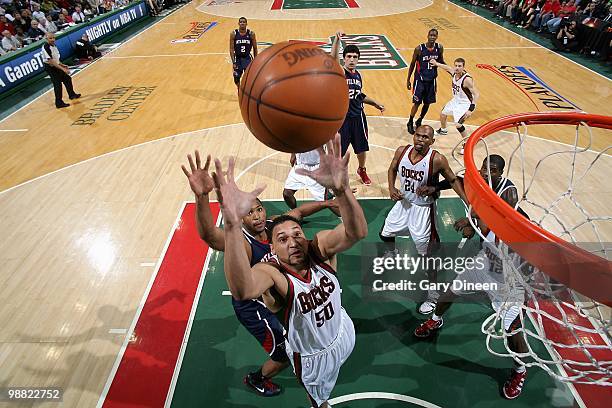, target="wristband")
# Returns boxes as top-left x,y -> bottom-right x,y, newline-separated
468,104 -> 476,112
